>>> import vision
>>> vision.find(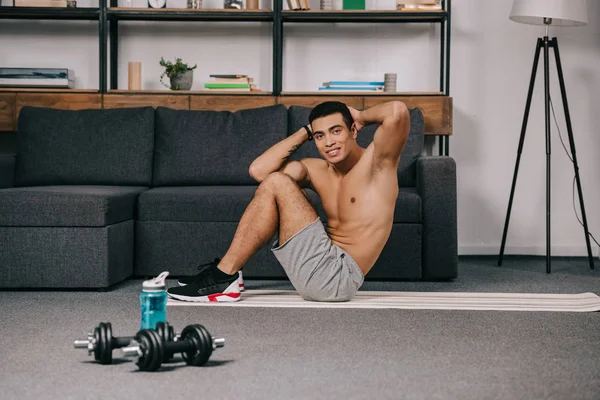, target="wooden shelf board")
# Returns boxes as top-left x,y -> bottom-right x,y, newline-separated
281,9 -> 443,14
108,7 -> 272,12
0,88 -> 99,93
107,89 -> 272,95
281,91 -> 445,96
